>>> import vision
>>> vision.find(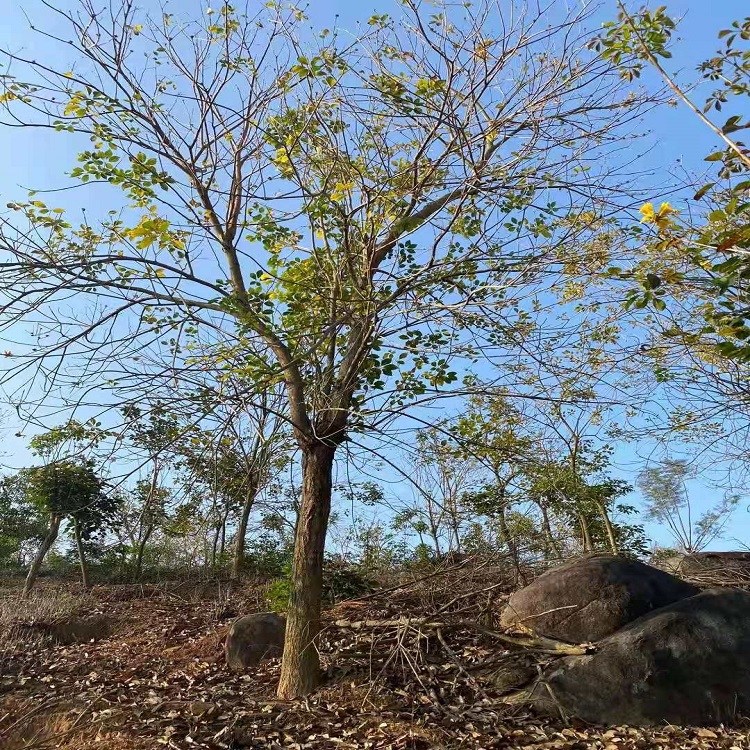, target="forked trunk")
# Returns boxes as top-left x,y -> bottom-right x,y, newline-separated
277,441 -> 336,699
73,516 -> 90,589
23,513 -> 62,598
597,501 -> 619,555
537,500 -> 562,560
133,524 -> 154,580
